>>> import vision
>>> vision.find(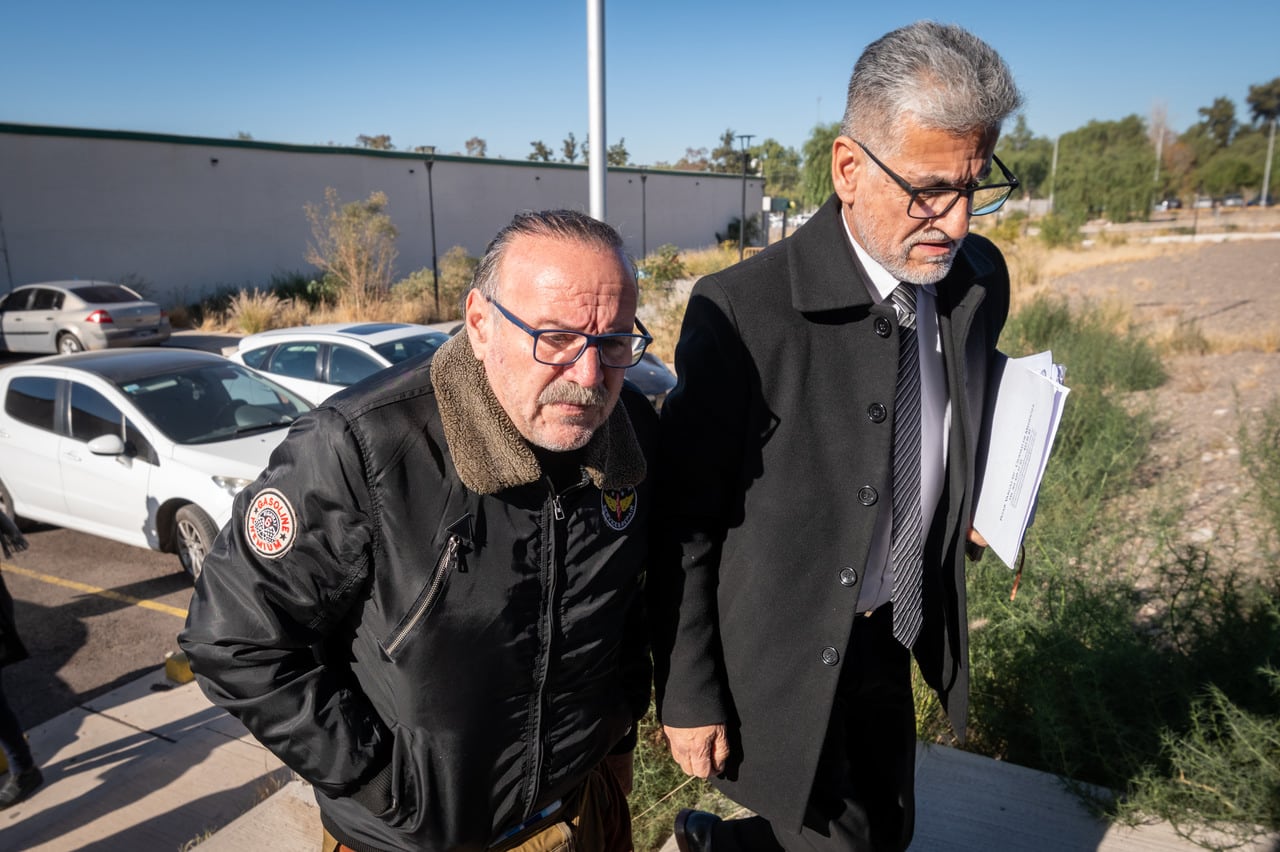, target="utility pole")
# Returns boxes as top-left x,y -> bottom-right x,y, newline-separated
1262,117 -> 1276,208
586,0 -> 606,220
737,133 -> 754,261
